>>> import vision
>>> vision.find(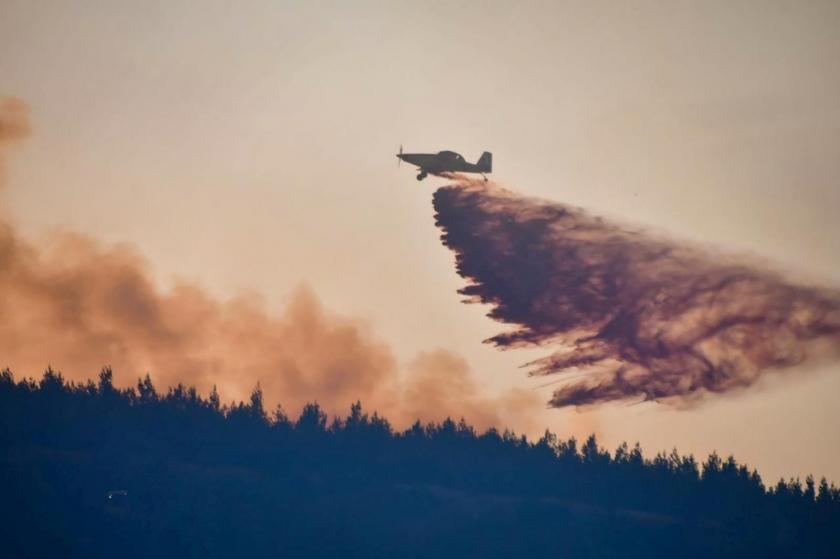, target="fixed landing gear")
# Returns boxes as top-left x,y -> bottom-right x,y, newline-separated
481,173 -> 488,182
416,171 -> 428,181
